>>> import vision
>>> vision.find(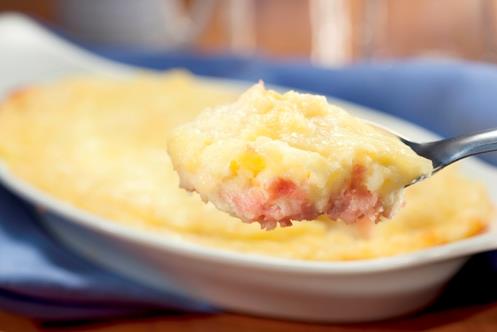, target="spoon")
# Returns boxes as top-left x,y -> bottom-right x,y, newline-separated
398,127 -> 497,186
